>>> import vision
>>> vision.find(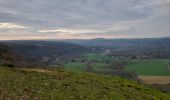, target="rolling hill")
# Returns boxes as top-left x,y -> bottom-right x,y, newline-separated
0,41 -> 92,67
64,37 -> 170,59
0,67 -> 169,100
